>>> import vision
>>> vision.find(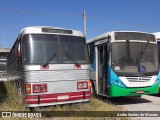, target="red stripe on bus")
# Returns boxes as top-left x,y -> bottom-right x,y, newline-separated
25,91 -> 91,99
24,91 -> 91,104
26,101 -> 38,104
85,91 -> 91,94
25,95 -> 91,104
25,95 -> 38,99
40,96 -> 84,103
40,91 -> 87,99
157,38 -> 160,41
